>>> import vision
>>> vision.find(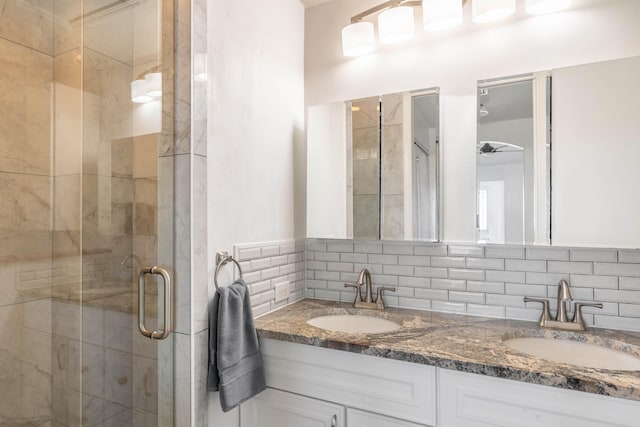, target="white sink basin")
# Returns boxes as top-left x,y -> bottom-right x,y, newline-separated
307,314 -> 401,334
504,337 -> 640,370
